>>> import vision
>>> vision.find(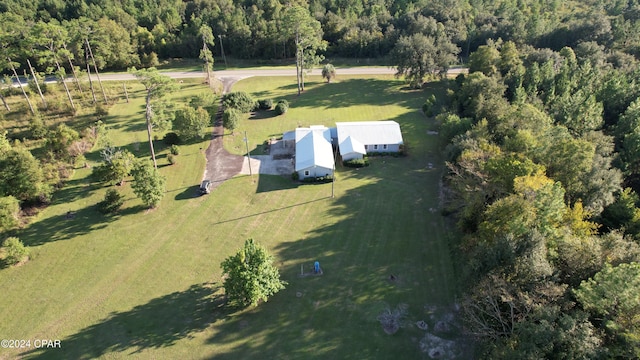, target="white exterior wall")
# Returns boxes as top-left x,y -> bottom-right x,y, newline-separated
342,152 -> 364,161
298,166 -> 333,179
365,144 -> 400,153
